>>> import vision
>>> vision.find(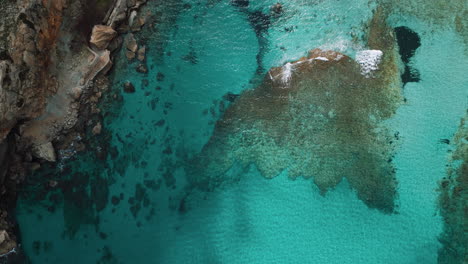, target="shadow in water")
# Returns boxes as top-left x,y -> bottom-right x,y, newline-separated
394,26 -> 421,86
